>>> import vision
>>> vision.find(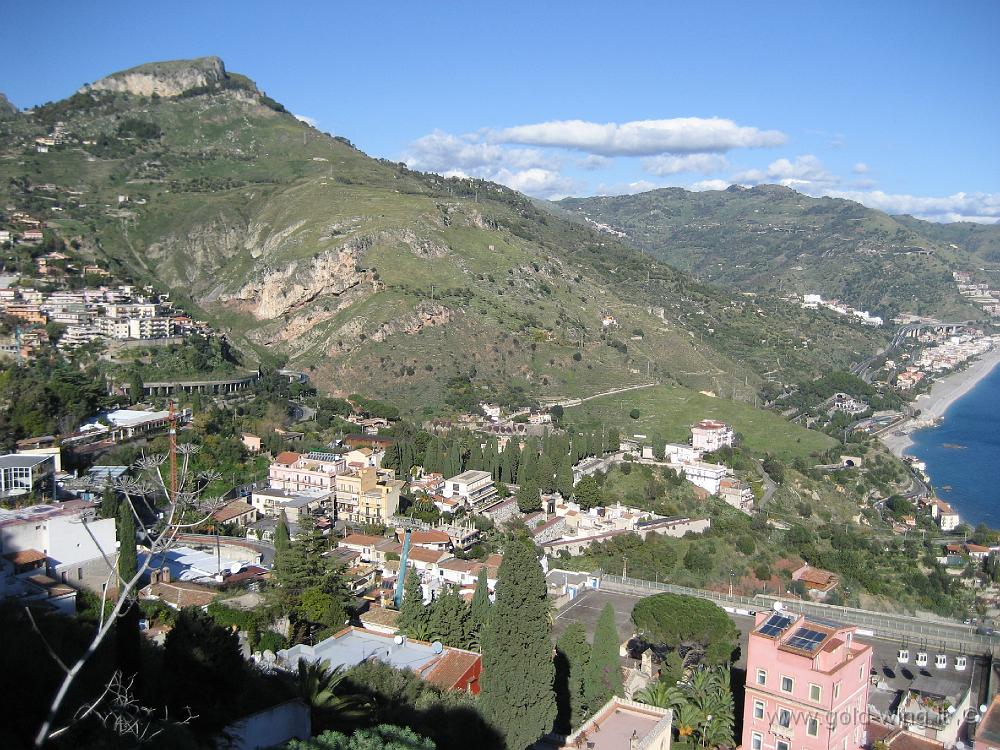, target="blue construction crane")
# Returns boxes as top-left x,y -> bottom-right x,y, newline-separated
393,528 -> 412,609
